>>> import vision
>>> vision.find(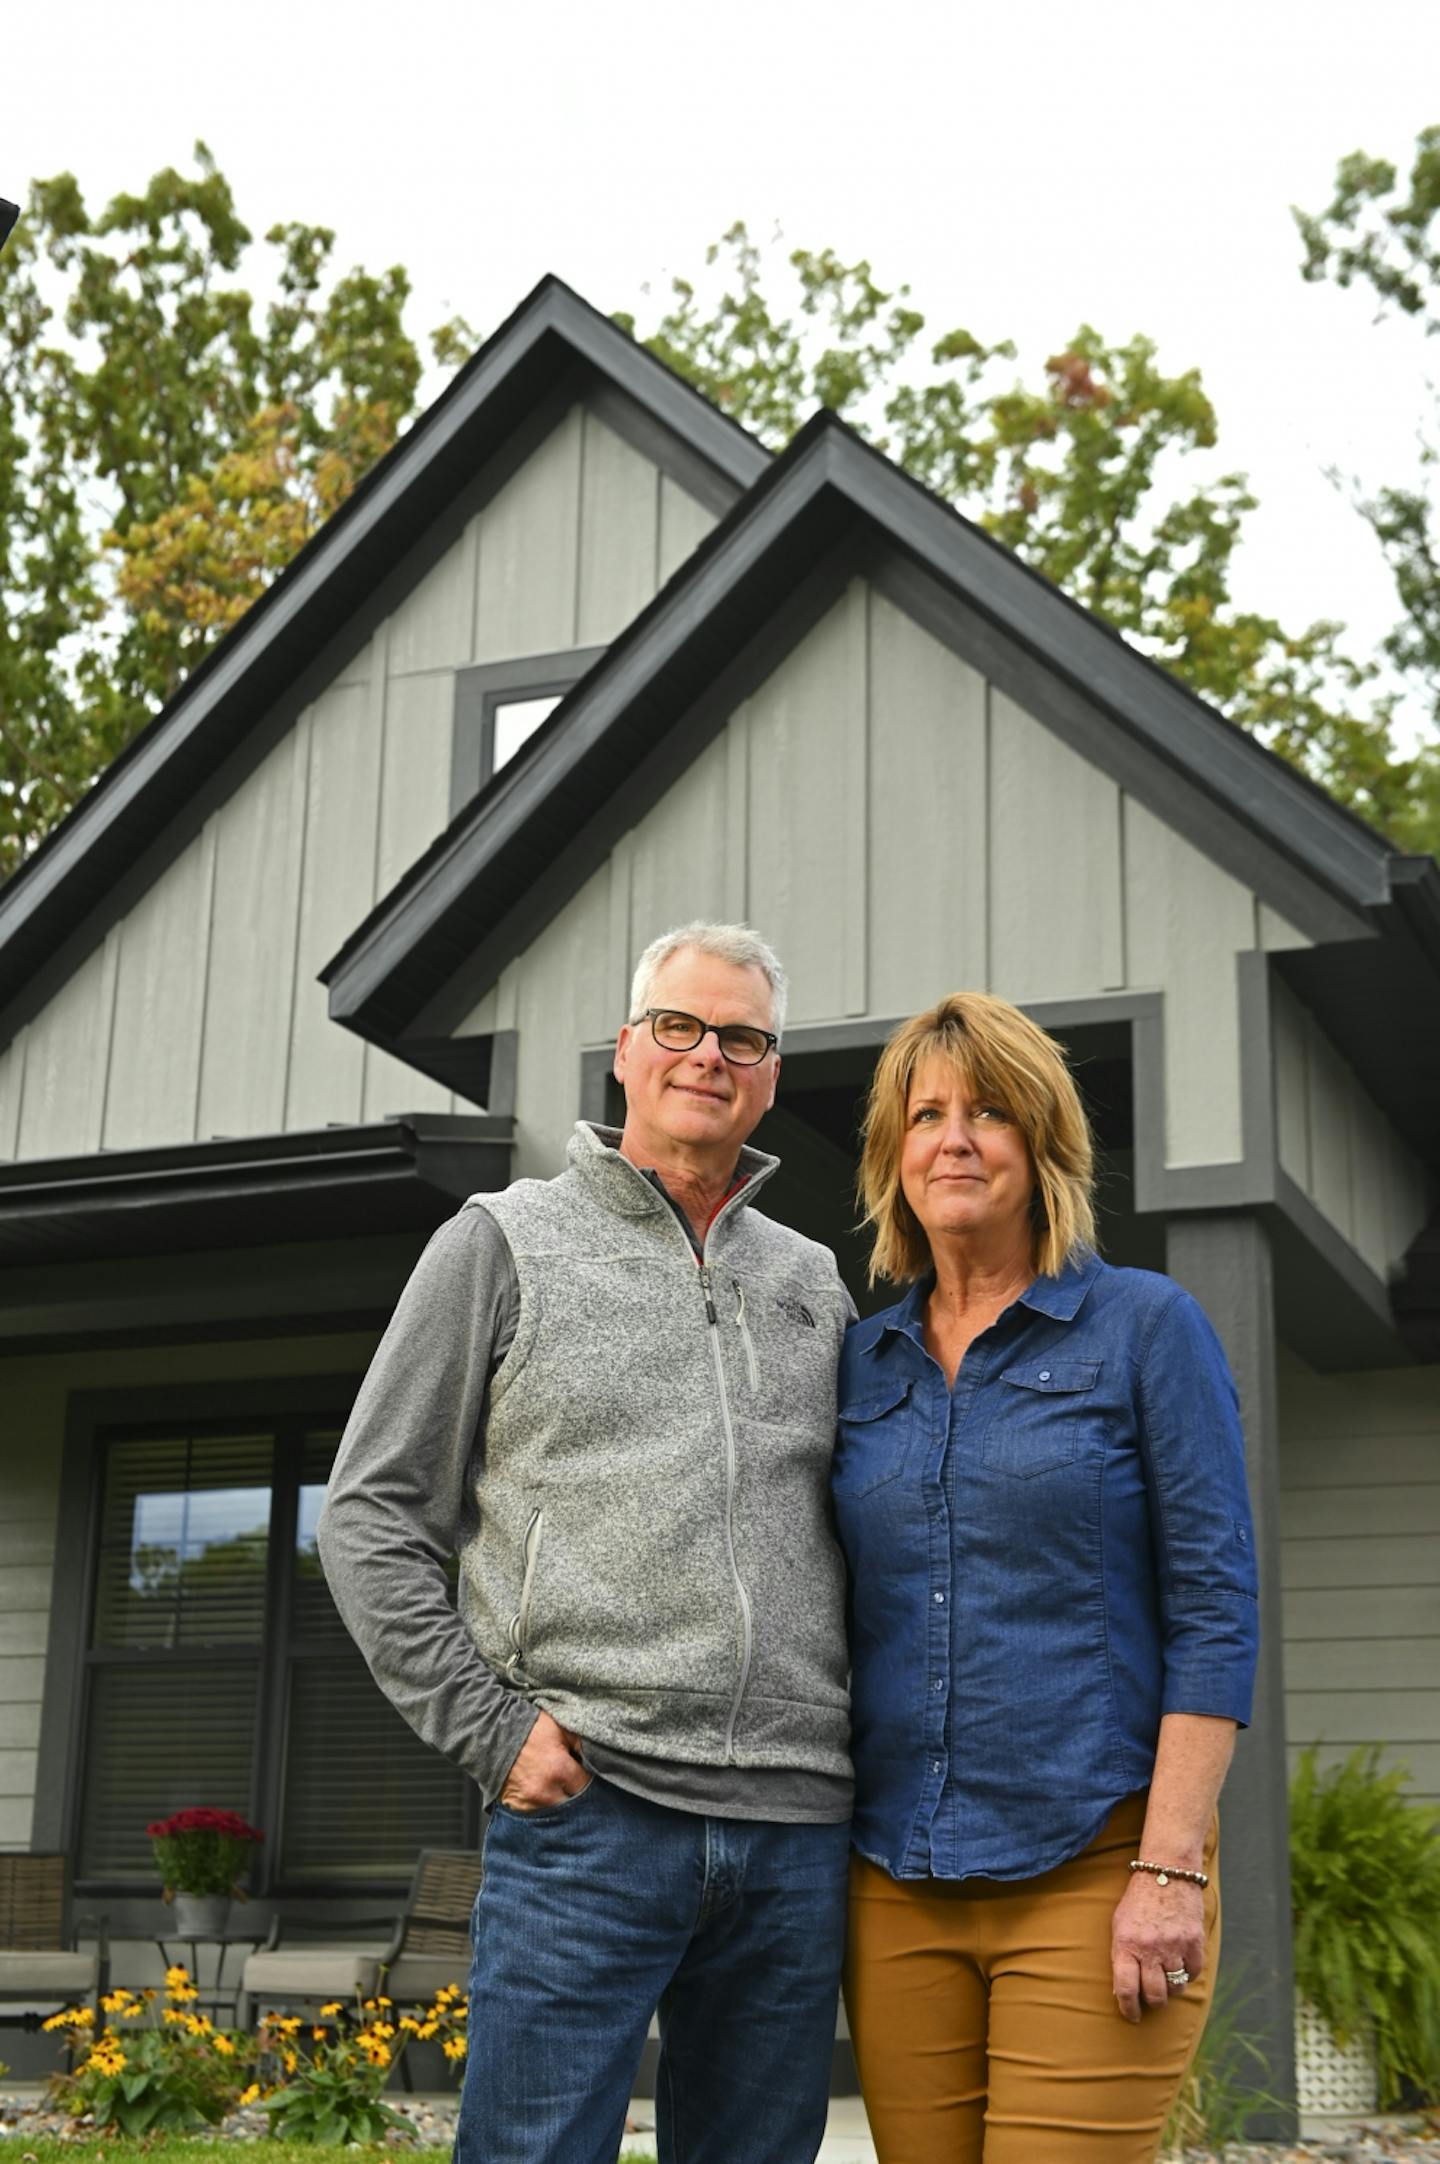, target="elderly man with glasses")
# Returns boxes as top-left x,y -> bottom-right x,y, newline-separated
318,922 -> 855,2164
